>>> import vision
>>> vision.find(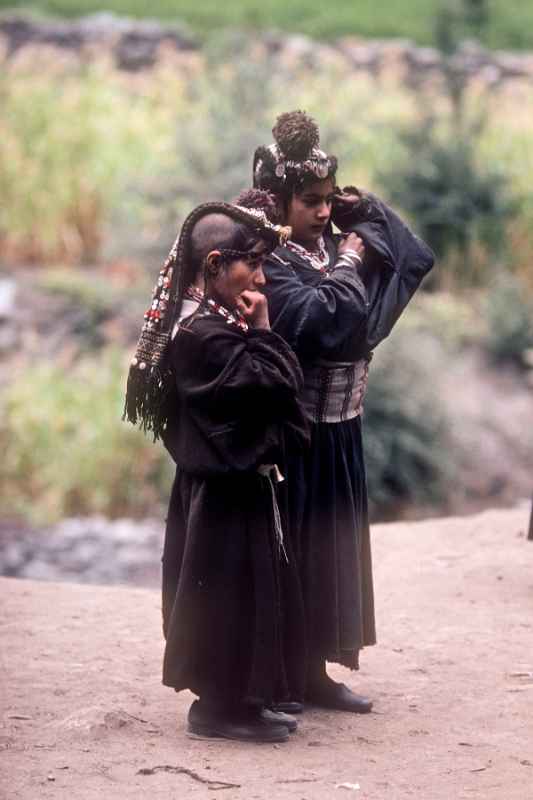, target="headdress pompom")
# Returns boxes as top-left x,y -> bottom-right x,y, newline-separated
234,188 -> 281,224
272,110 -> 320,160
